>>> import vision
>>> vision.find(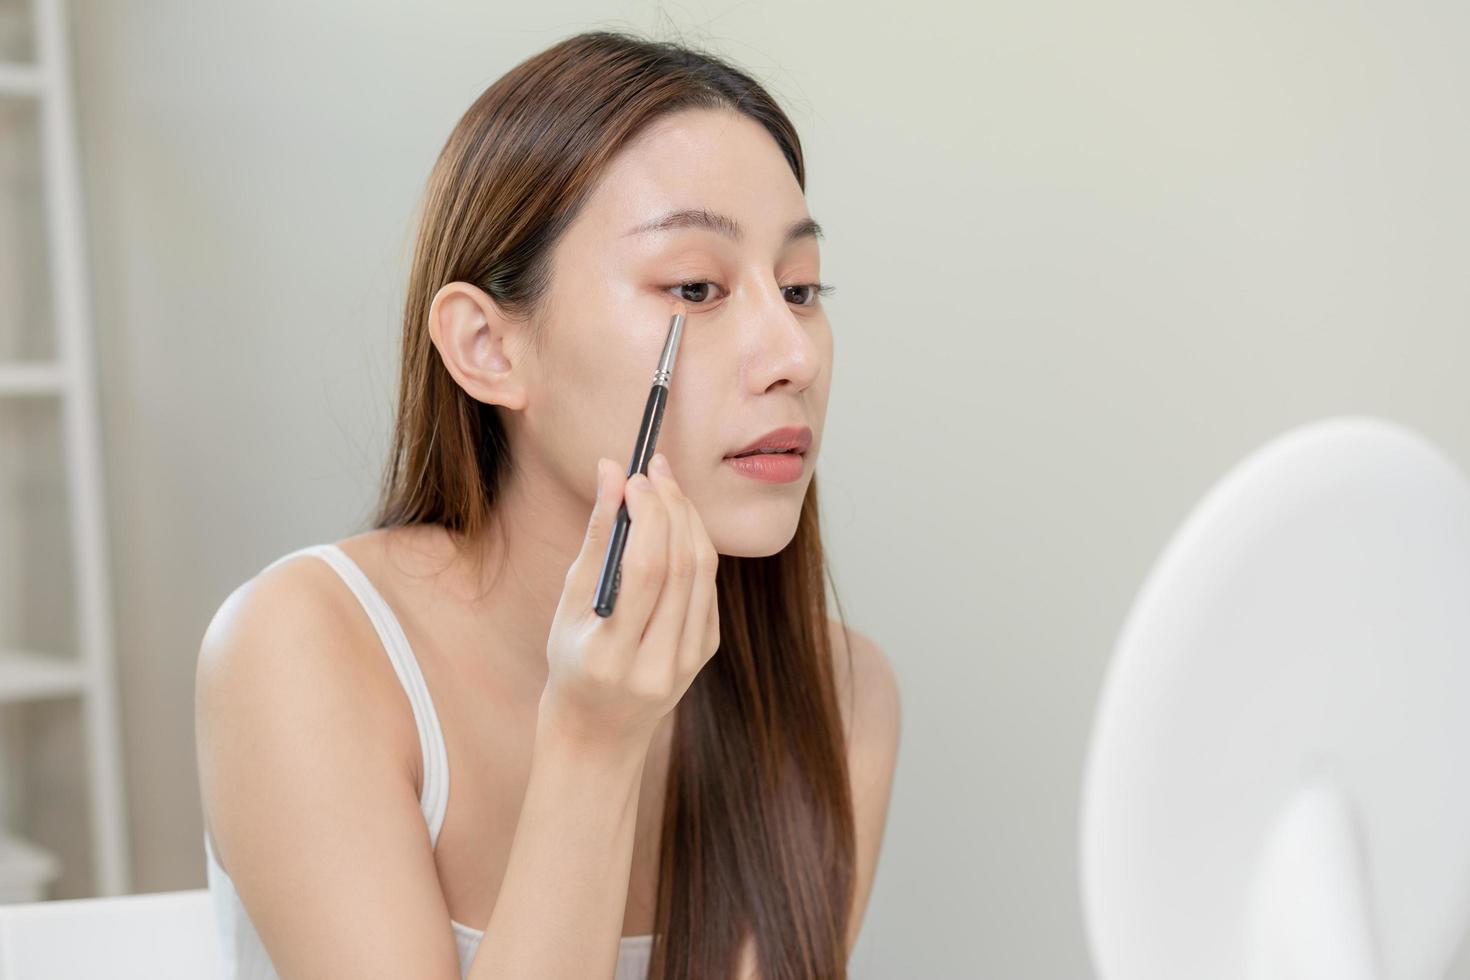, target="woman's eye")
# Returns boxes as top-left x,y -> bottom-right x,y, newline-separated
668,280 -> 835,306
670,280 -> 723,305
784,282 -> 835,306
